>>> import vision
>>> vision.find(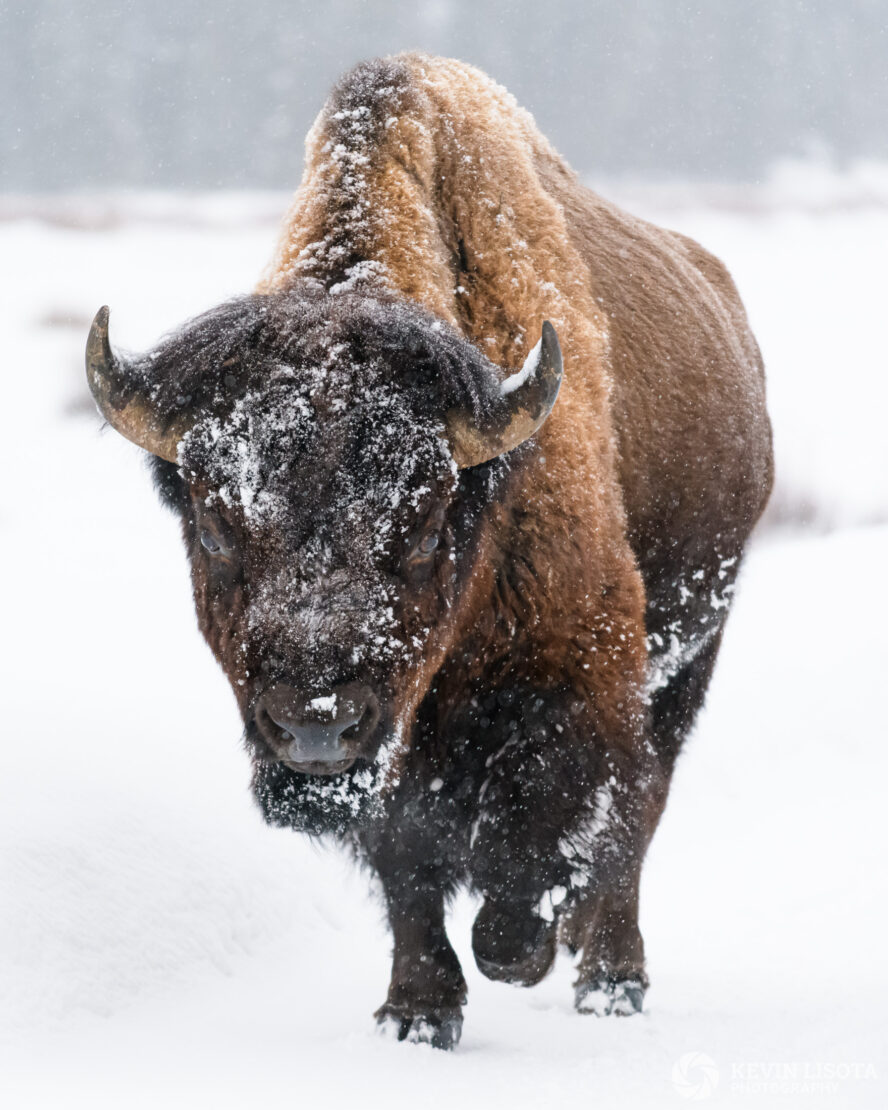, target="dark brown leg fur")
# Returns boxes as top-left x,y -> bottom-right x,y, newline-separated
374,880 -> 467,1050
648,630 -> 724,776
563,880 -> 649,1015
566,631 -> 725,1014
